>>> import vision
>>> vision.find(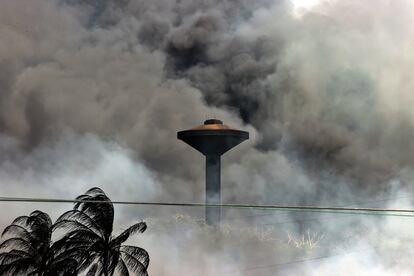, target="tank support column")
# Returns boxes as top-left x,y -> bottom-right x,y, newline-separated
206,155 -> 221,226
